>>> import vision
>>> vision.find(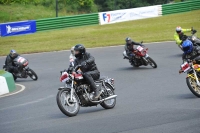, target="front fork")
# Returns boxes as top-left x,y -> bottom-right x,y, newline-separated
70,80 -> 74,101
142,54 -> 149,64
